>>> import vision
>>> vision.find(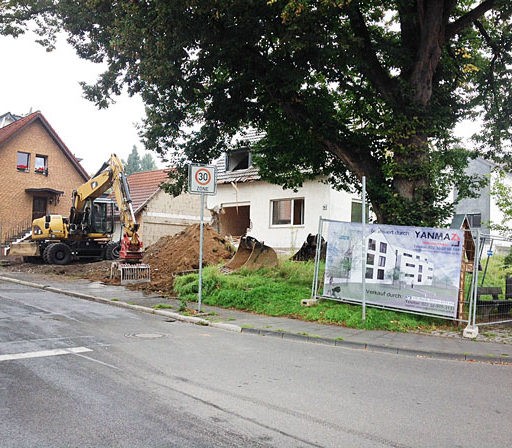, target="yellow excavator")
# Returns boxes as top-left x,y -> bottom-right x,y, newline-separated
10,154 -> 143,265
